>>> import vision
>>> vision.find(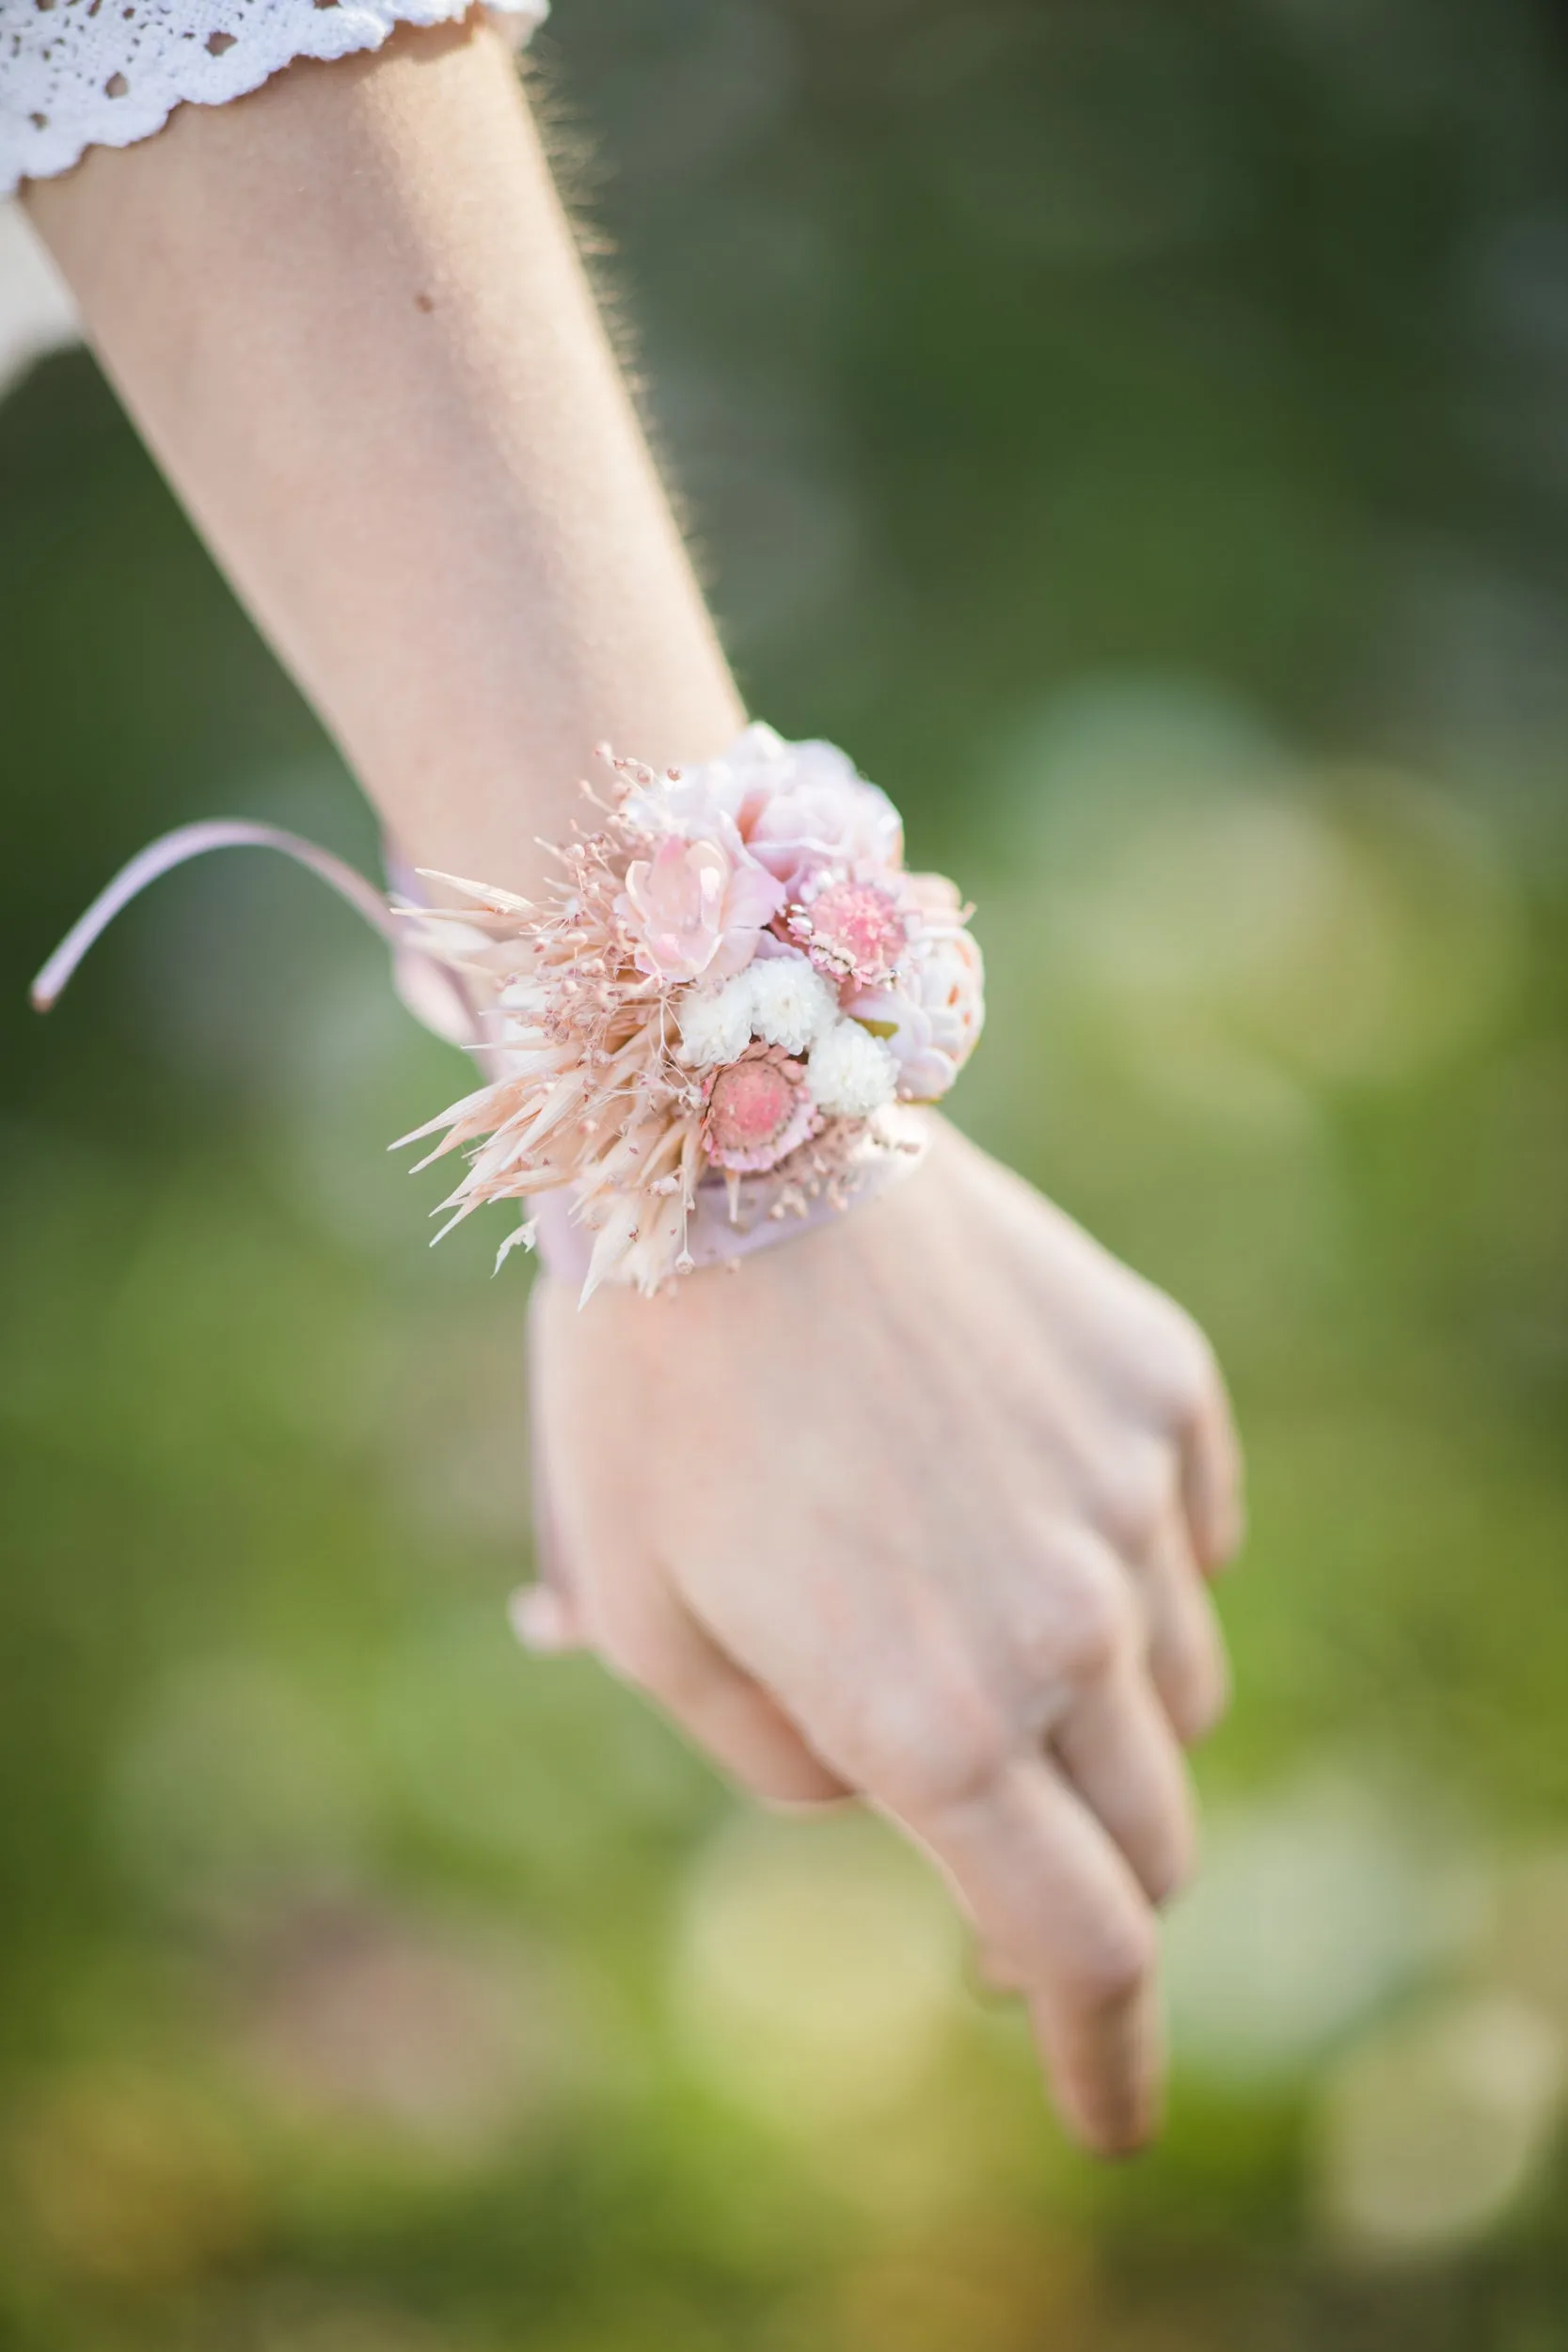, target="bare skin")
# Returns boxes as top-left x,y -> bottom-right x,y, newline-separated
27,14 -> 1242,2153
26,16 -> 741,886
